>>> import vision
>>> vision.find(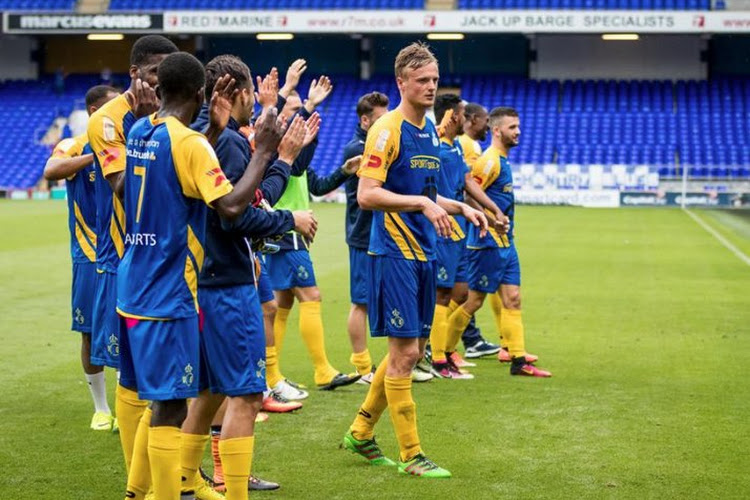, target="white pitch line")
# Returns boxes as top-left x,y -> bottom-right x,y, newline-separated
683,208 -> 750,267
